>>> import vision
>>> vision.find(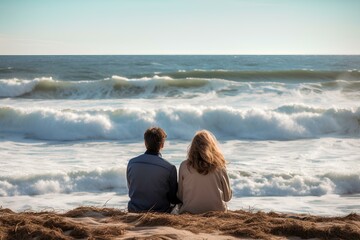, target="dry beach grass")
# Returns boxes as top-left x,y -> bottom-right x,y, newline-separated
0,206 -> 359,239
